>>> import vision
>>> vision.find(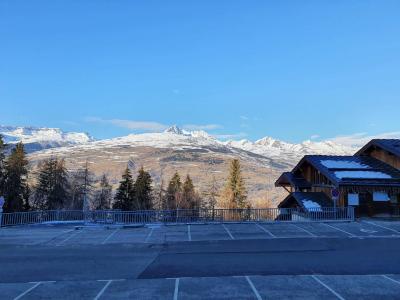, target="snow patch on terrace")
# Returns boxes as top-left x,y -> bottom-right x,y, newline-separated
321,160 -> 369,169
302,200 -> 322,211
334,171 -> 392,179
